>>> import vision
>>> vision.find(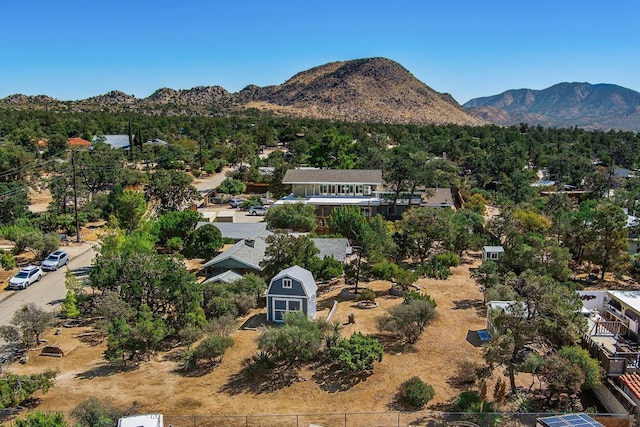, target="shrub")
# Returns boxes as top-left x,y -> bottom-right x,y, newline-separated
196,336 -> 234,363
330,332 -> 383,373
216,178 -> 245,195
377,299 -> 437,344
421,259 -> 452,280
165,236 -> 184,253
432,252 -> 460,267
401,376 -> 435,409
357,288 -> 376,303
